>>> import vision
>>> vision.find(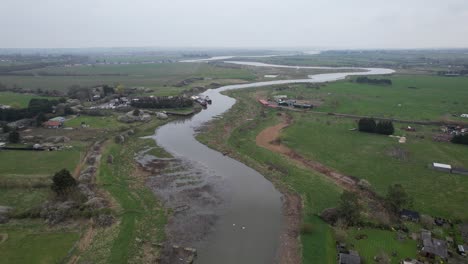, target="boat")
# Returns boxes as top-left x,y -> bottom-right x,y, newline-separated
195,98 -> 207,106
205,96 -> 212,104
